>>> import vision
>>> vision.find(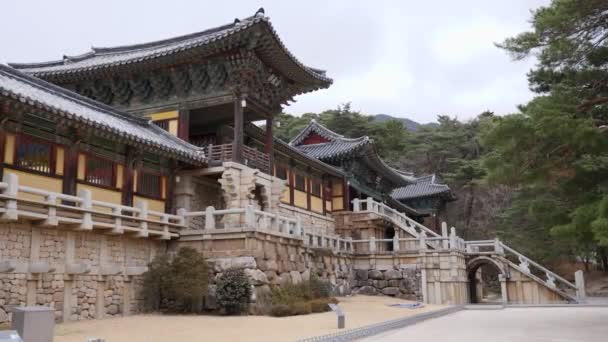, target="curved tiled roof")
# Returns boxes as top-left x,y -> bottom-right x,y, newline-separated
296,137 -> 371,159
290,120 -> 408,186
9,8 -> 332,91
290,119 -> 372,159
391,174 -> 453,200
0,64 -> 205,165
